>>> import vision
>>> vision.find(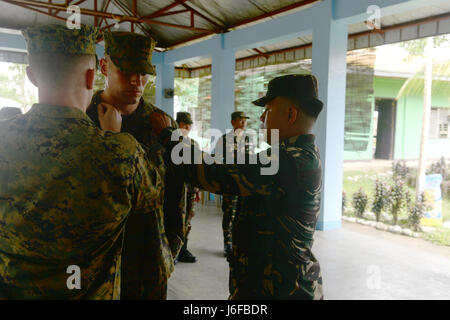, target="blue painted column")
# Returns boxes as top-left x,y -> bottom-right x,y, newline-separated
155,60 -> 175,117
312,1 -> 348,230
211,35 -> 235,135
